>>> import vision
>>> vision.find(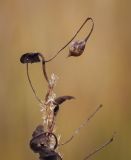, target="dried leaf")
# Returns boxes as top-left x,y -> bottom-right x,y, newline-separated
39,148 -> 62,160
53,105 -> 59,116
32,125 -> 44,137
20,52 -> 41,63
54,96 -> 75,105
